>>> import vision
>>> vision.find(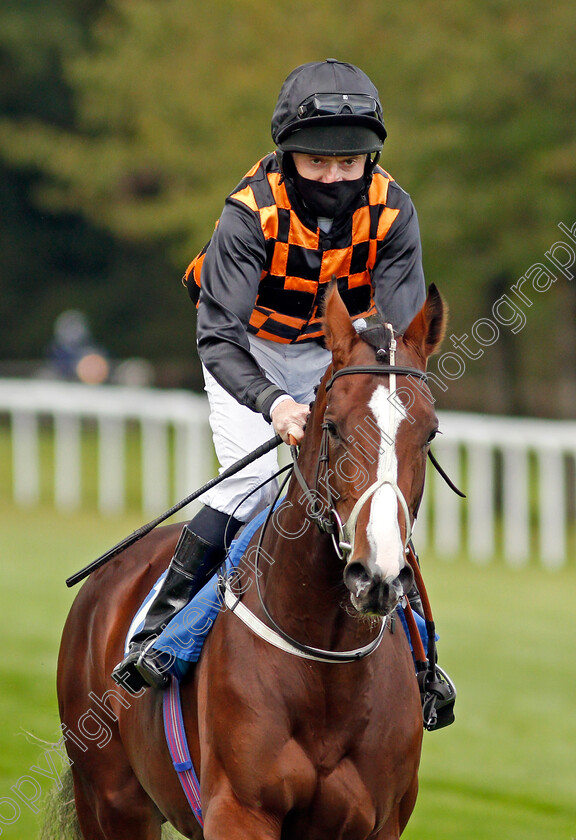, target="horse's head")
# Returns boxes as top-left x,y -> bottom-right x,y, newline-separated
319,283 -> 446,617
